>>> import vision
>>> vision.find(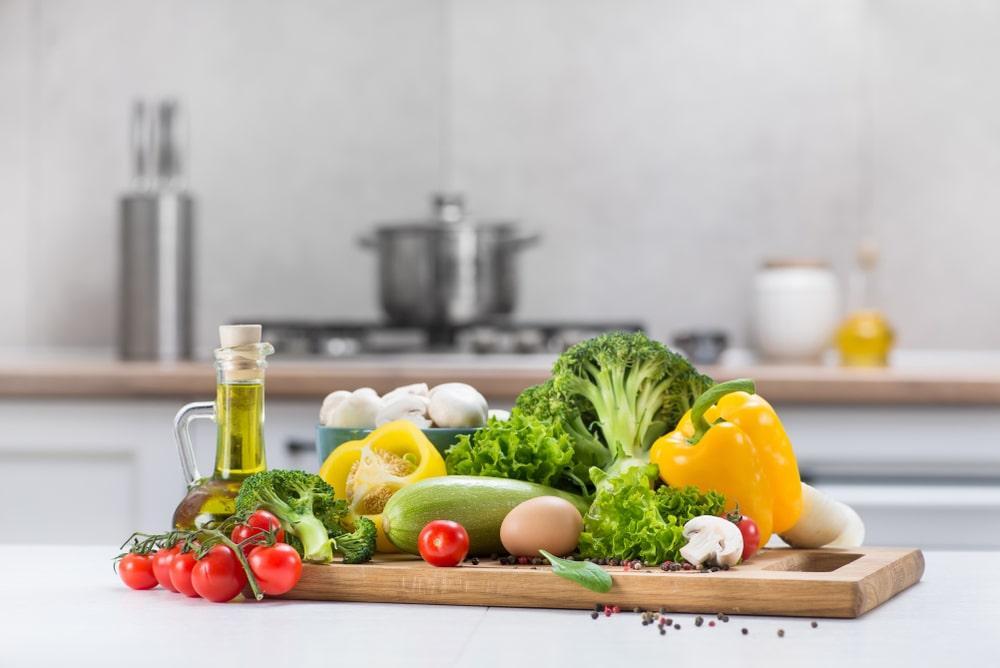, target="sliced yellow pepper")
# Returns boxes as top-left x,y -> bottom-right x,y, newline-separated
319,420 -> 446,553
650,379 -> 802,548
